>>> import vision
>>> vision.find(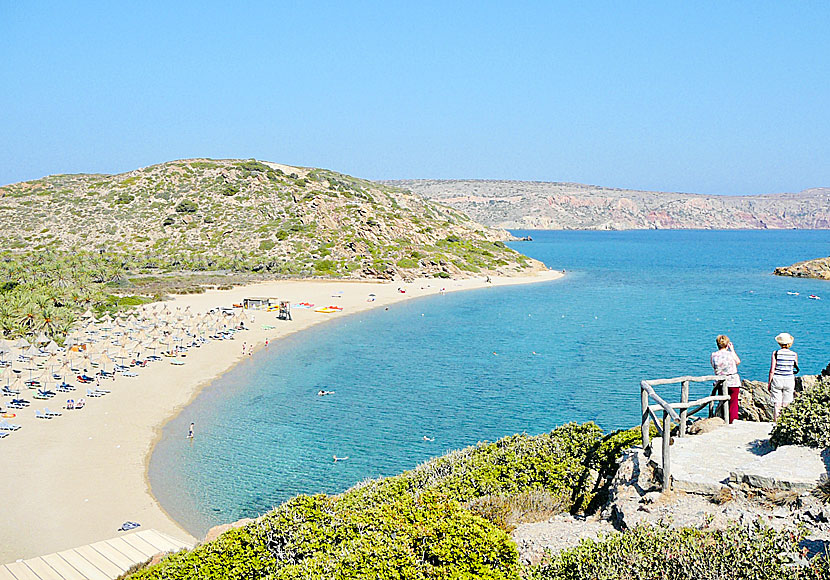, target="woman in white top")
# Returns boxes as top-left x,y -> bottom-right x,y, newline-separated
769,332 -> 799,421
711,335 -> 741,424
